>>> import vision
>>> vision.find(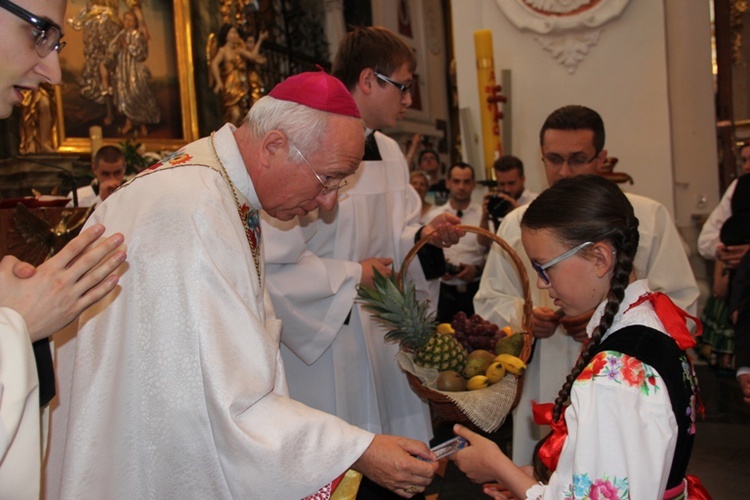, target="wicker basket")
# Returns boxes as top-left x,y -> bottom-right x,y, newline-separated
398,224 -> 534,429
